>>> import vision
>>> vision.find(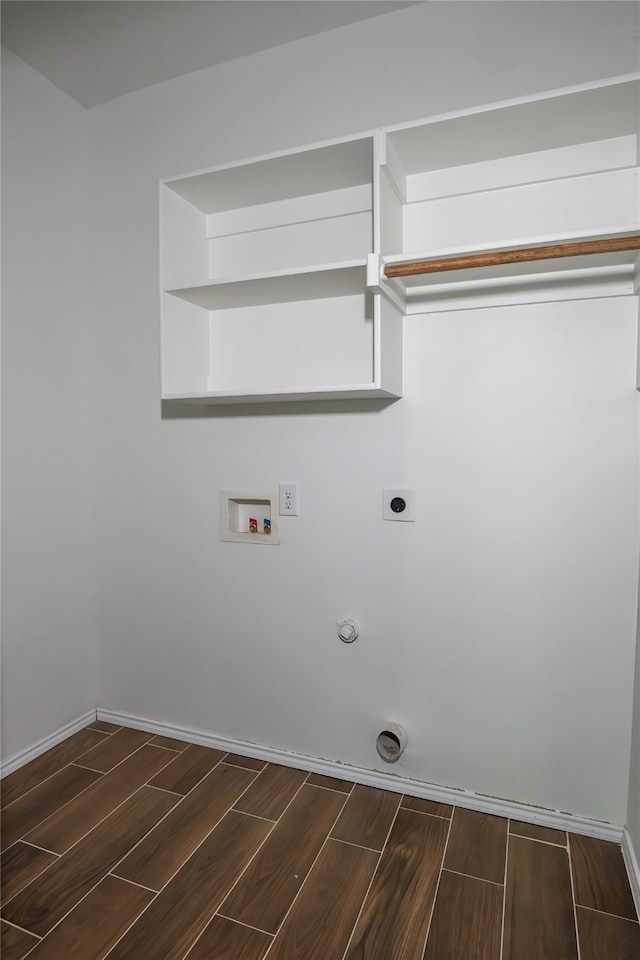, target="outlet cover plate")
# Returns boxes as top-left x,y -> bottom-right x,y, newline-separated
382,488 -> 415,521
279,483 -> 299,516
